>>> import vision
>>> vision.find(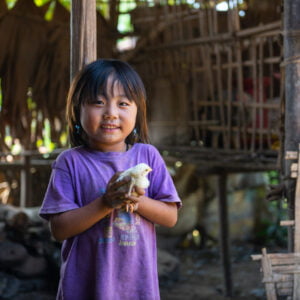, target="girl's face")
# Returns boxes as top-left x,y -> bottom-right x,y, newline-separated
80,75 -> 137,152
